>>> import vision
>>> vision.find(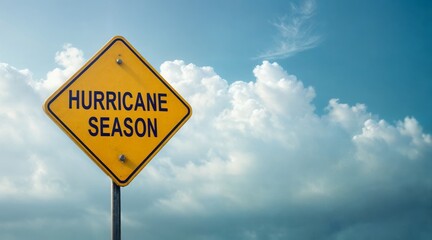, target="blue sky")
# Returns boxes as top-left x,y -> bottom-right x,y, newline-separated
0,0 -> 431,239
1,0 -> 431,131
